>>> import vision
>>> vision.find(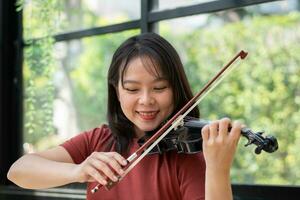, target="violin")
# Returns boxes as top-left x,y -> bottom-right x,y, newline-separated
138,116 -> 278,155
